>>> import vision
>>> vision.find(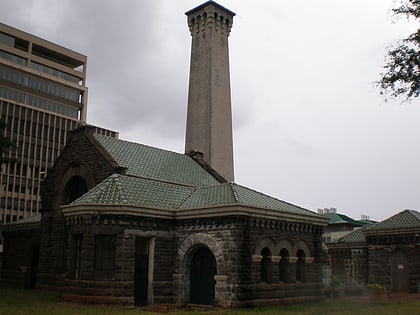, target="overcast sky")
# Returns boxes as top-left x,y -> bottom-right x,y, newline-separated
1,0 -> 419,221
